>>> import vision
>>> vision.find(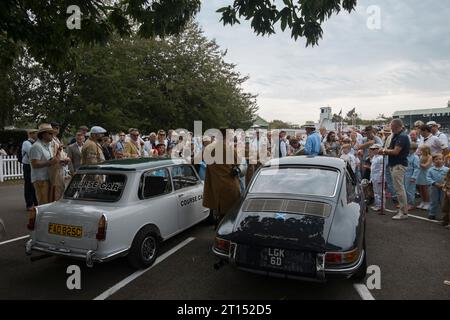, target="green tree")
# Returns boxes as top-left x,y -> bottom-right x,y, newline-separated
7,23 -> 257,133
0,0 -> 201,68
331,113 -> 342,123
0,1 -> 358,69
218,0 -> 357,45
269,120 -> 297,129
